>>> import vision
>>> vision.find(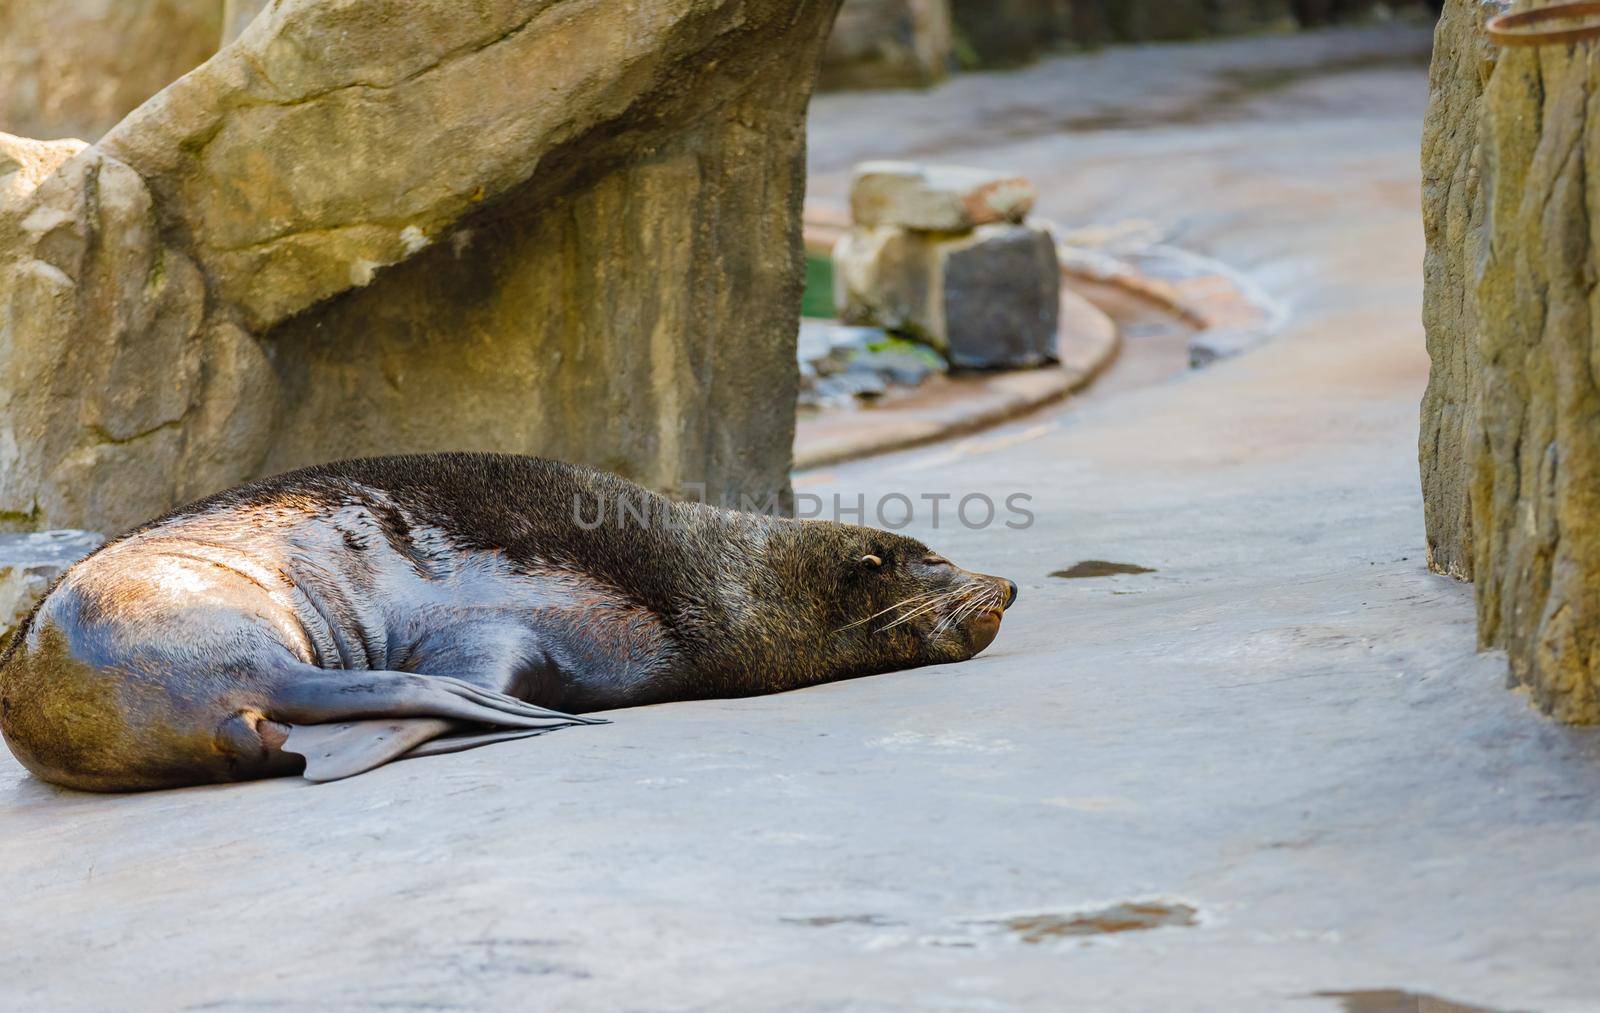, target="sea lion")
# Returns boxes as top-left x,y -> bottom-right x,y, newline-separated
0,453 -> 1016,792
